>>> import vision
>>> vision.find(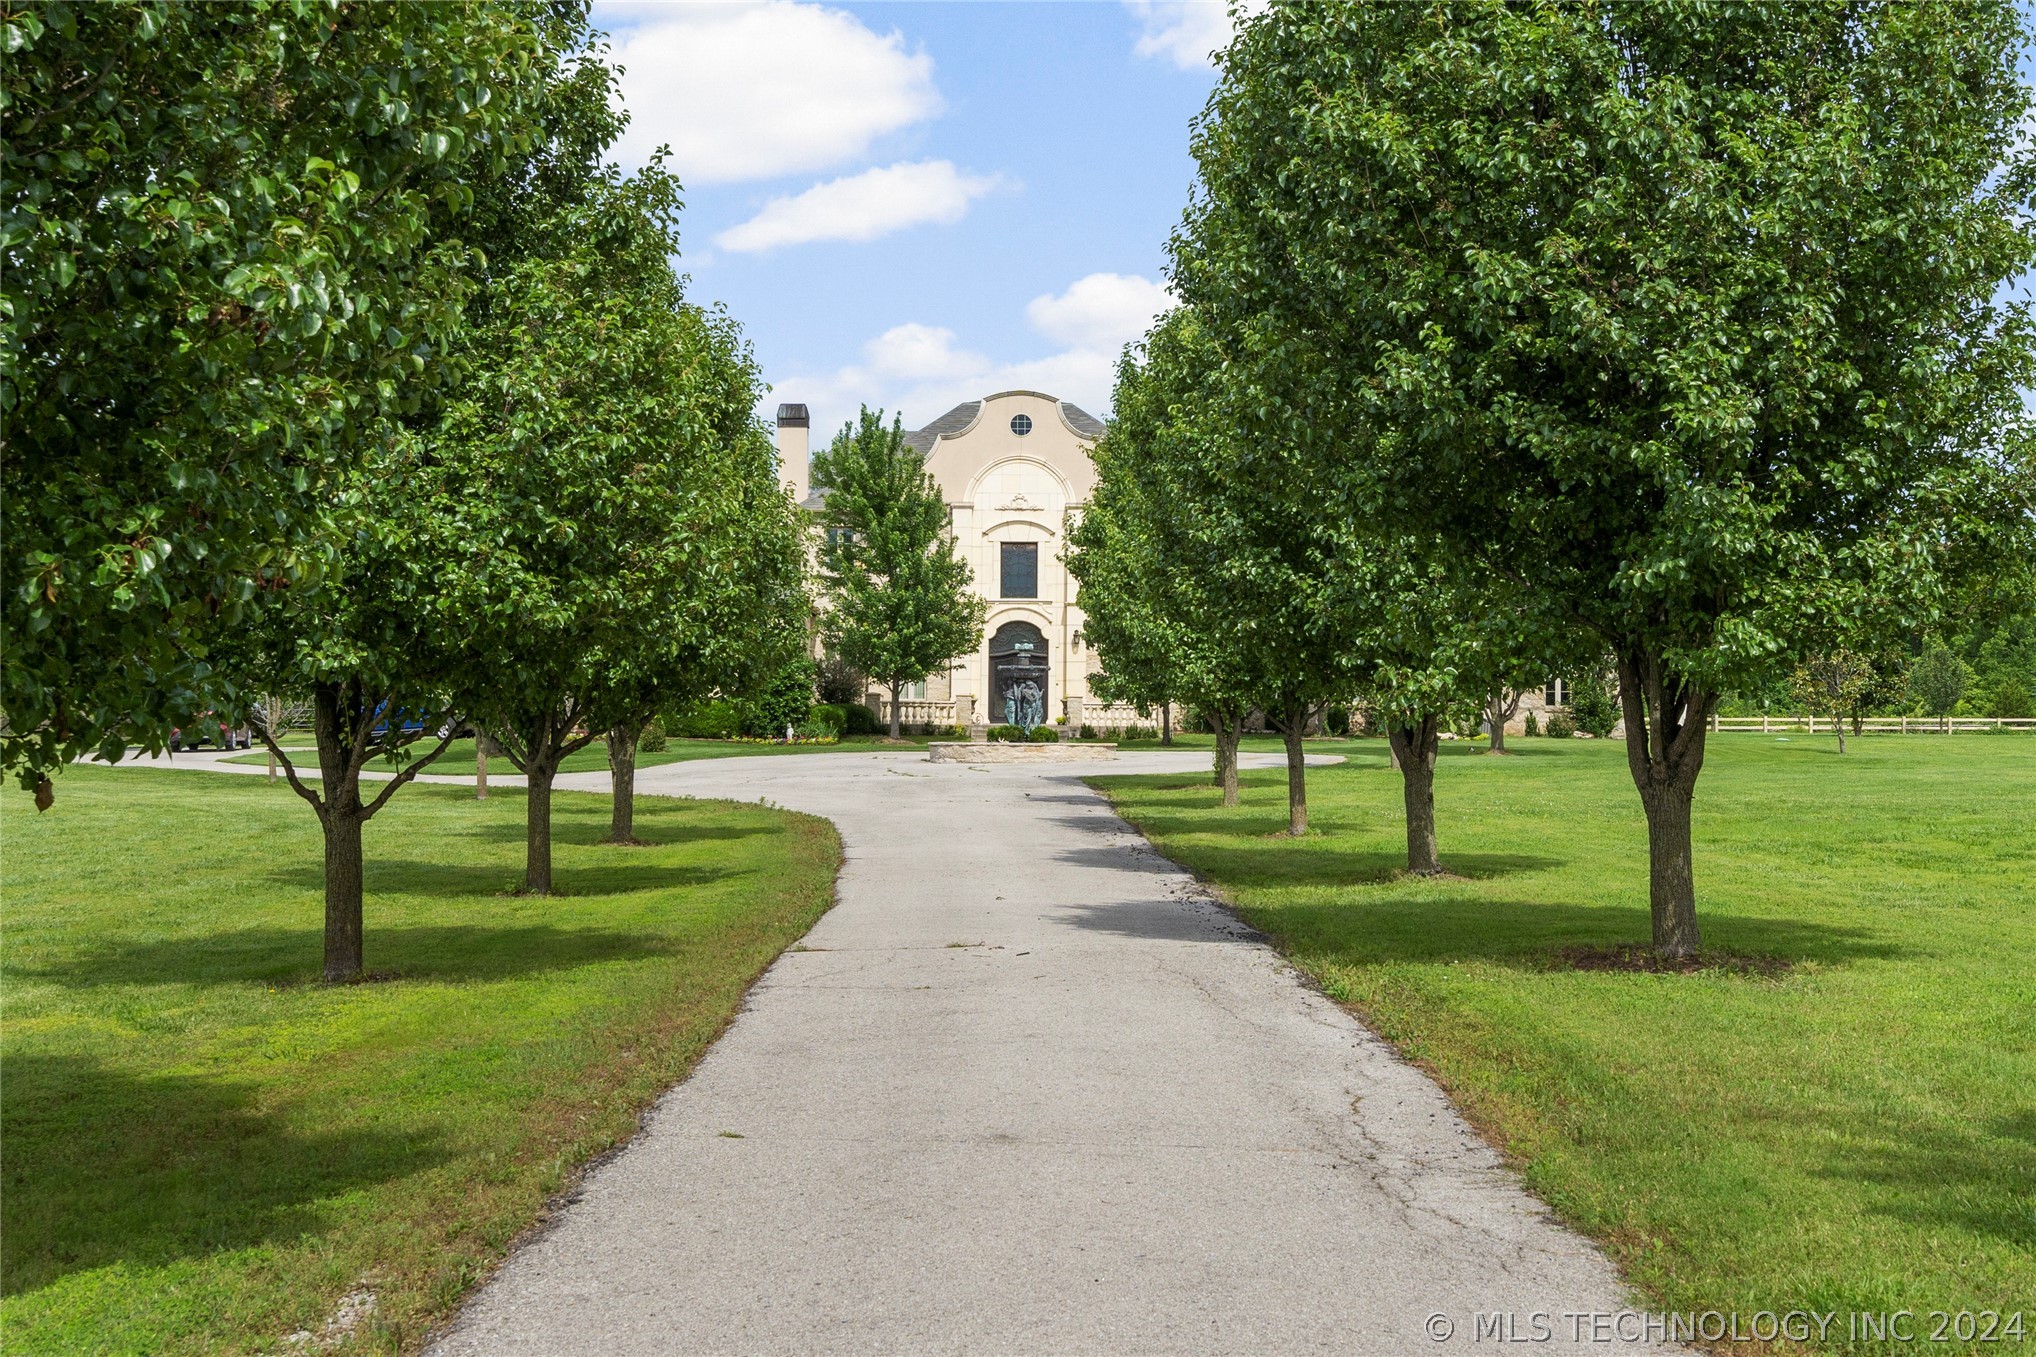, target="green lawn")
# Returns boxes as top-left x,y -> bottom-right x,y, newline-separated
1,766 -> 840,1355
1094,735 -> 2034,1352
221,733 -> 936,776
